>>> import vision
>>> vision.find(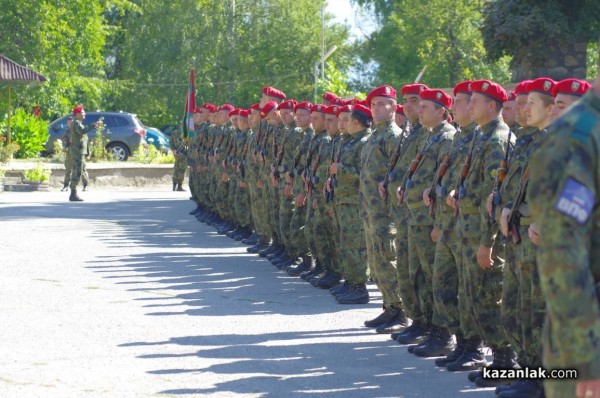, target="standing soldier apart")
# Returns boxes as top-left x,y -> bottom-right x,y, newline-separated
446,80 -> 516,386
68,106 -> 101,202
171,127 -> 188,191
62,116 -> 89,192
360,85 -> 409,333
528,75 -> 600,398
